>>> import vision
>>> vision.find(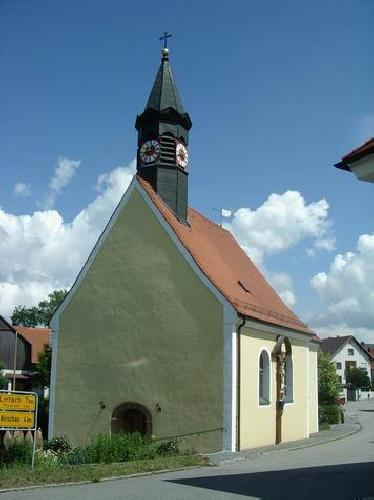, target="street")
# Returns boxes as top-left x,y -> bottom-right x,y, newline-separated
2,401 -> 374,499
